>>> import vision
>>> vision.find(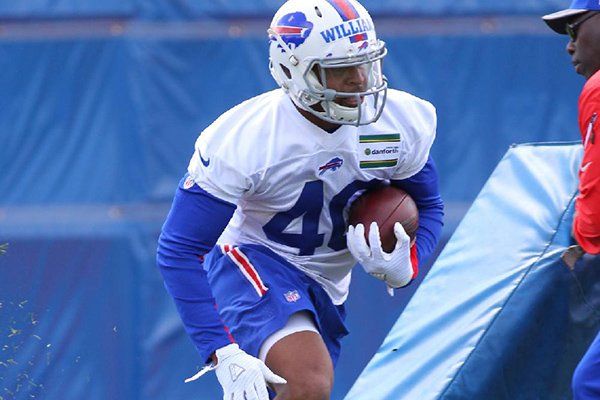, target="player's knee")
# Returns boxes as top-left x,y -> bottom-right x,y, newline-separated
285,374 -> 332,400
